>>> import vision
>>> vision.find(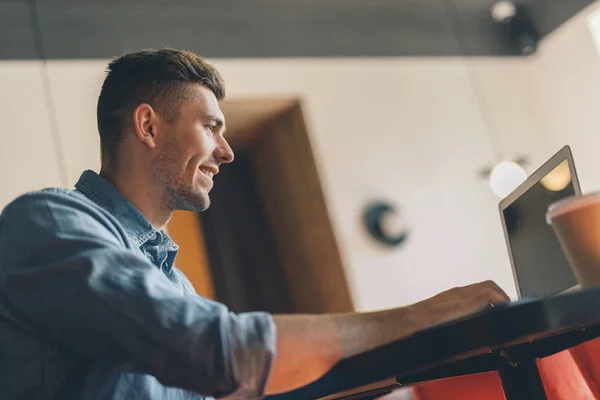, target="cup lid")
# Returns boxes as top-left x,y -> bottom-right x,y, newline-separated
547,191 -> 600,224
